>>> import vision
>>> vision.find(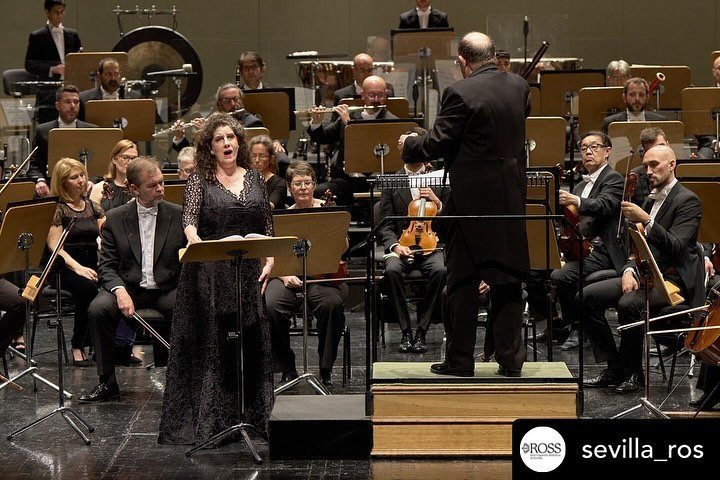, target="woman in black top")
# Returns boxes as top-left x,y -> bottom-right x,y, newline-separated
48,158 -> 105,366
249,135 -> 286,209
89,139 -> 138,212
